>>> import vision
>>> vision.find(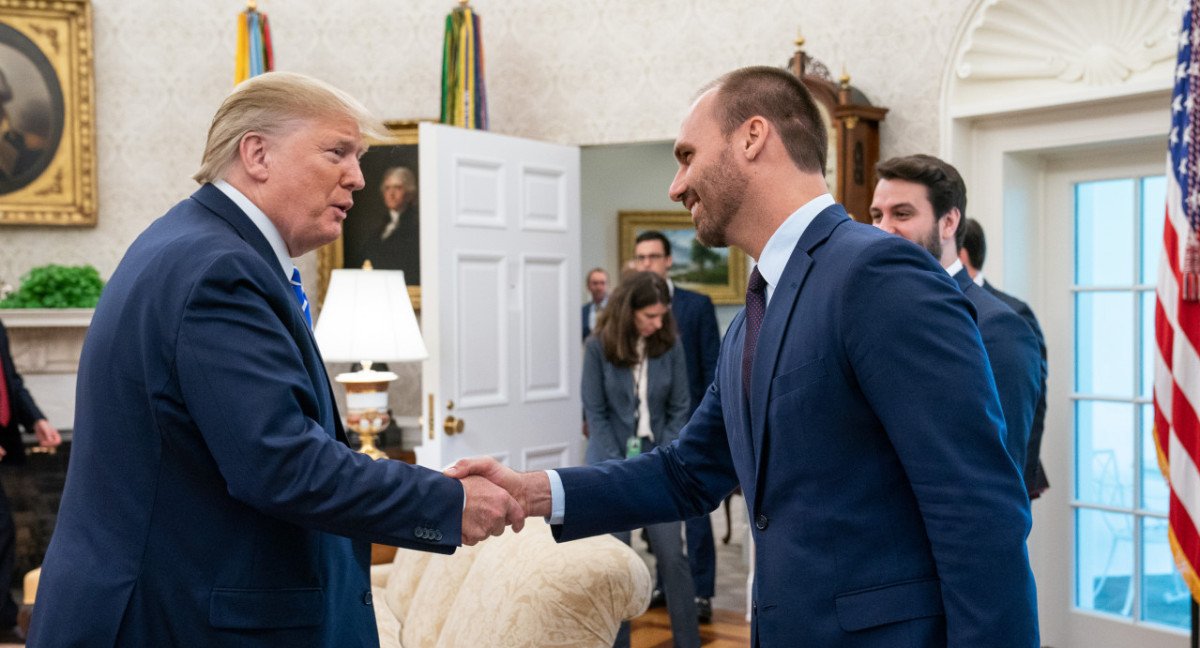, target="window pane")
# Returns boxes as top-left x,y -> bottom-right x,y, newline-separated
1141,176 -> 1166,285
1076,401 -> 1134,507
1075,292 -> 1134,396
1076,179 -> 1135,286
1077,507 -> 1134,617
1142,404 -> 1169,514
1141,290 -> 1156,399
1141,516 -> 1190,628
